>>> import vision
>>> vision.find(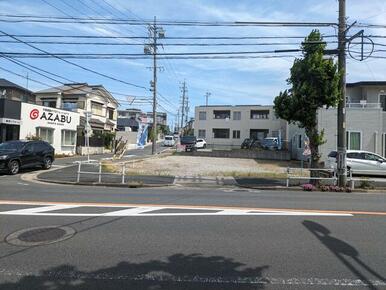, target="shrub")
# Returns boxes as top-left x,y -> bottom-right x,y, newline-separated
302,183 -> 316,191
